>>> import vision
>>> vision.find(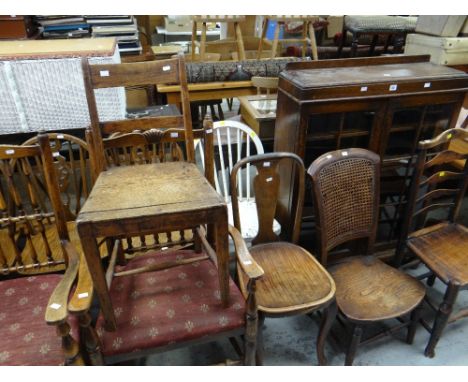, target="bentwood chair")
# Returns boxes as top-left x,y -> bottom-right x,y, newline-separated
230,152 -> 336,365
394,127 -> 468,358
0,133 -> 85,365
308,148 -> 426,366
